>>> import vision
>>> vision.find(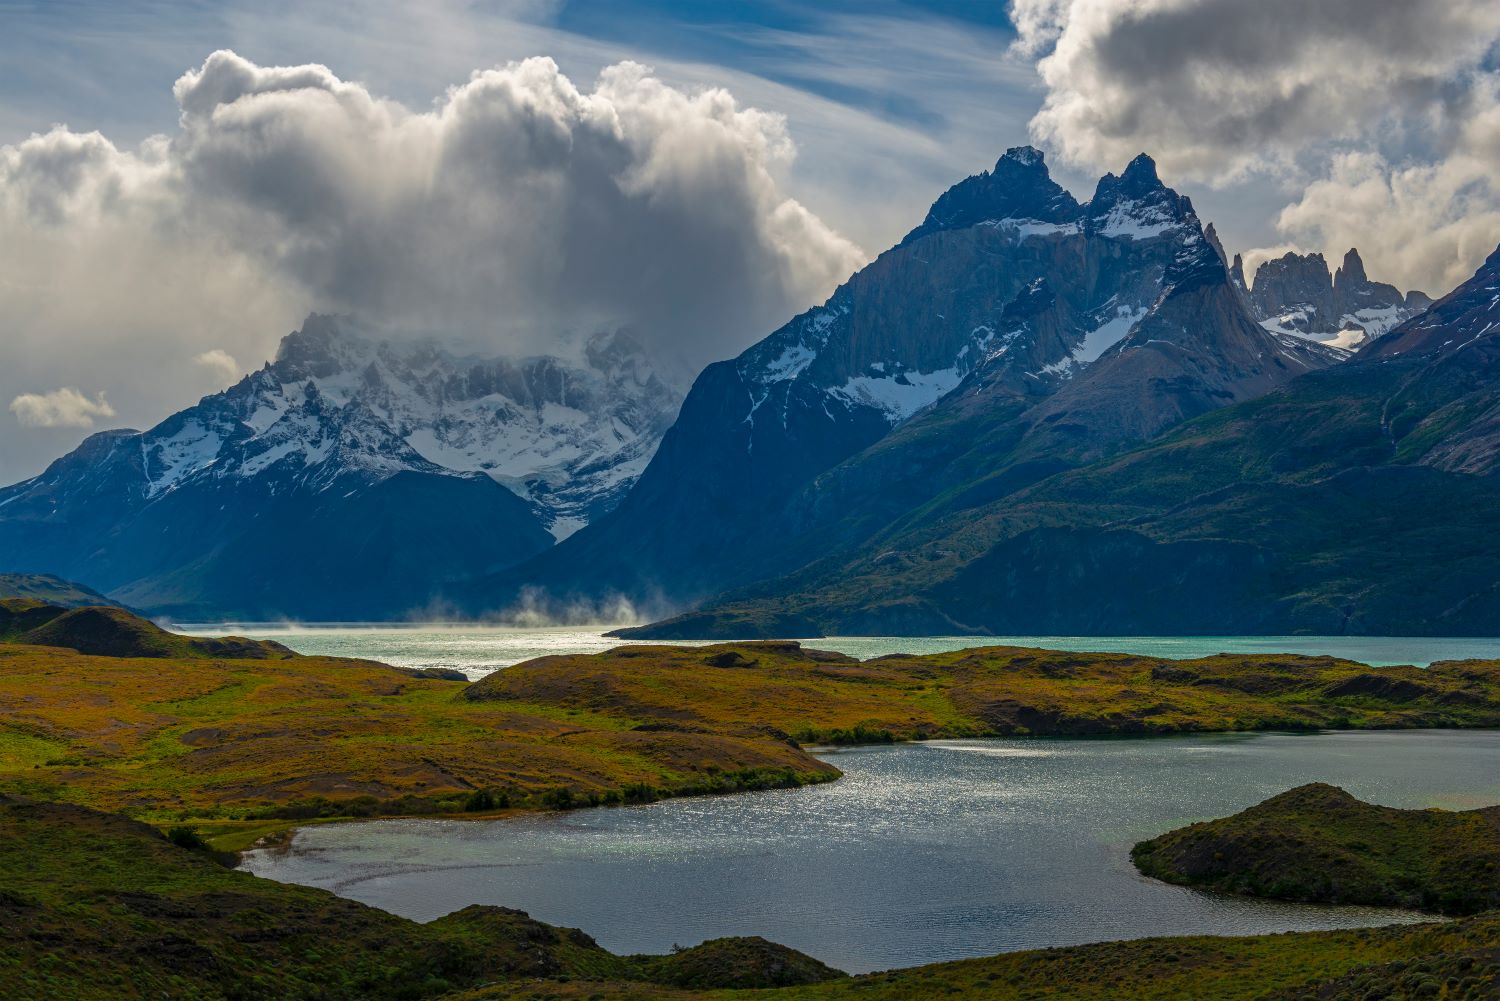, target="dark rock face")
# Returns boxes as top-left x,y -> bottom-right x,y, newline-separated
1249,251 -> 1337,323
1203,223 -> 1248,292
900,146 -> 1081,245
1365,244 -> 1500,362
648,243 -> 1500,638
478,150 -> 1343,617
1248,247 -> 1426,346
